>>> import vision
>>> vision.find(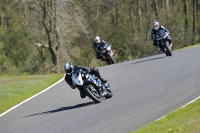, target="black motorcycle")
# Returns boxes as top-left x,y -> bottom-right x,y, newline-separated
99,43 -> 115,65
72,69 -> 113,103
155,29 -> 172,56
